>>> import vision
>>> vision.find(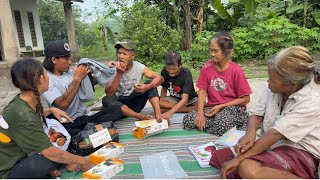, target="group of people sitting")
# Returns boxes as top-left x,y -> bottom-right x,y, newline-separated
0,31 -> 319,179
